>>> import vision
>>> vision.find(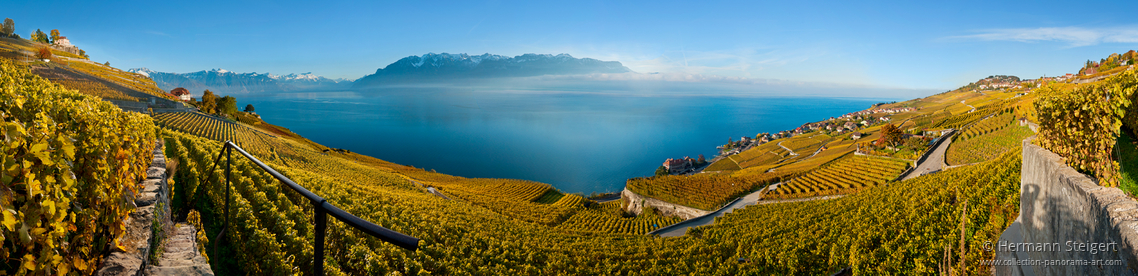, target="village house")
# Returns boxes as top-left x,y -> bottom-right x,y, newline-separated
54,36 -> 72,47
851,132 -> 863,140
169,87 -> 192,101
1085,66 -> 1099,76
663,157 -> 694,174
